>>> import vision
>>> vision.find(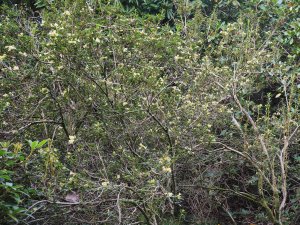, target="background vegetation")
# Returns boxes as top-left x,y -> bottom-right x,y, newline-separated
0,0 -> 299,224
